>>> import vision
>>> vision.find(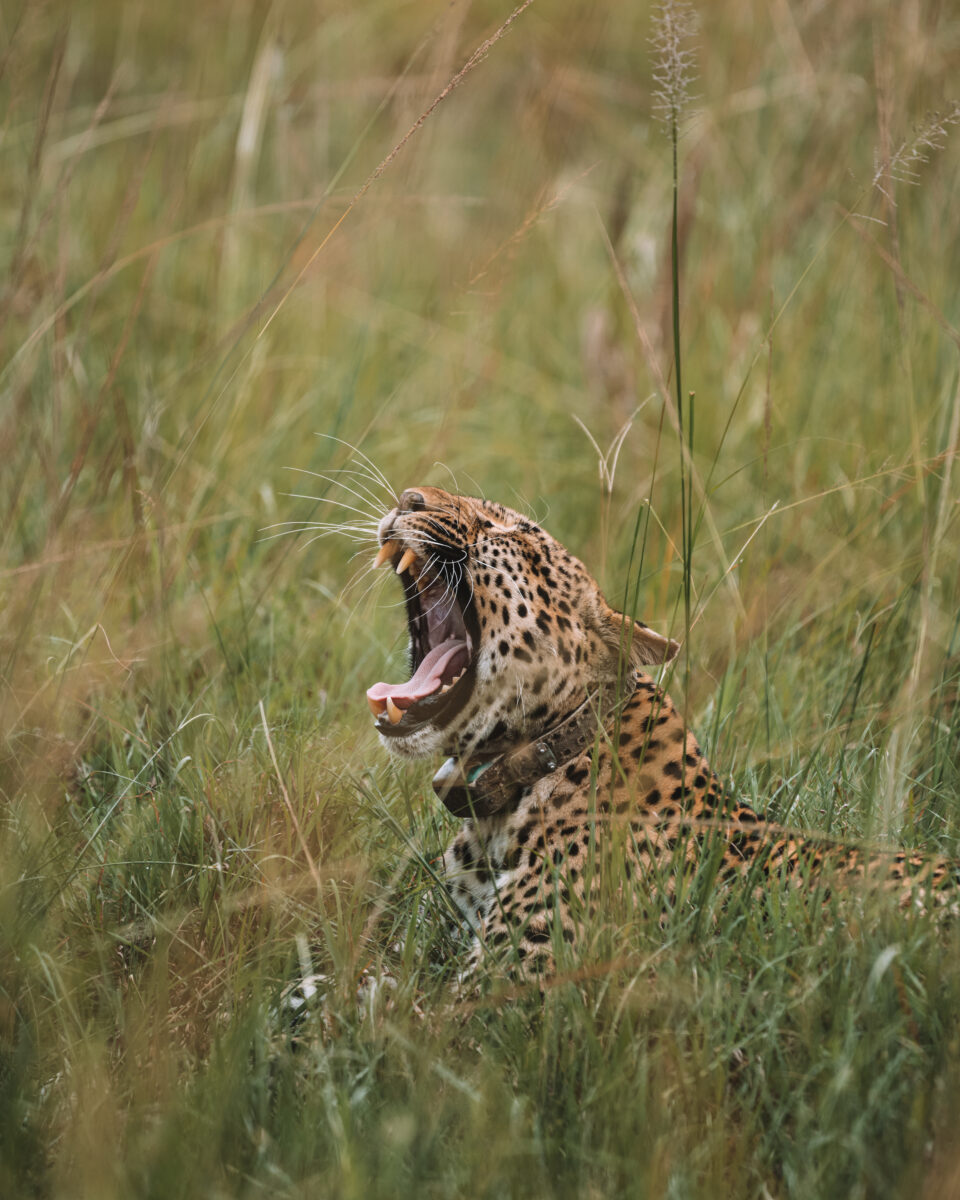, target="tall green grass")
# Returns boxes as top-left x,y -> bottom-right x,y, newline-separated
2,0 -> 960,1195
